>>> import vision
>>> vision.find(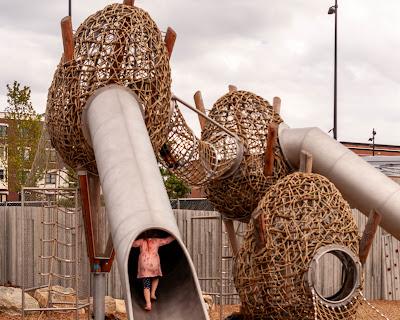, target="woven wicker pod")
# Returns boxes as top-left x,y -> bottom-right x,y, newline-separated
46,3 -> 171,173
233,172 -> 360,319
202,91 -> 291,222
